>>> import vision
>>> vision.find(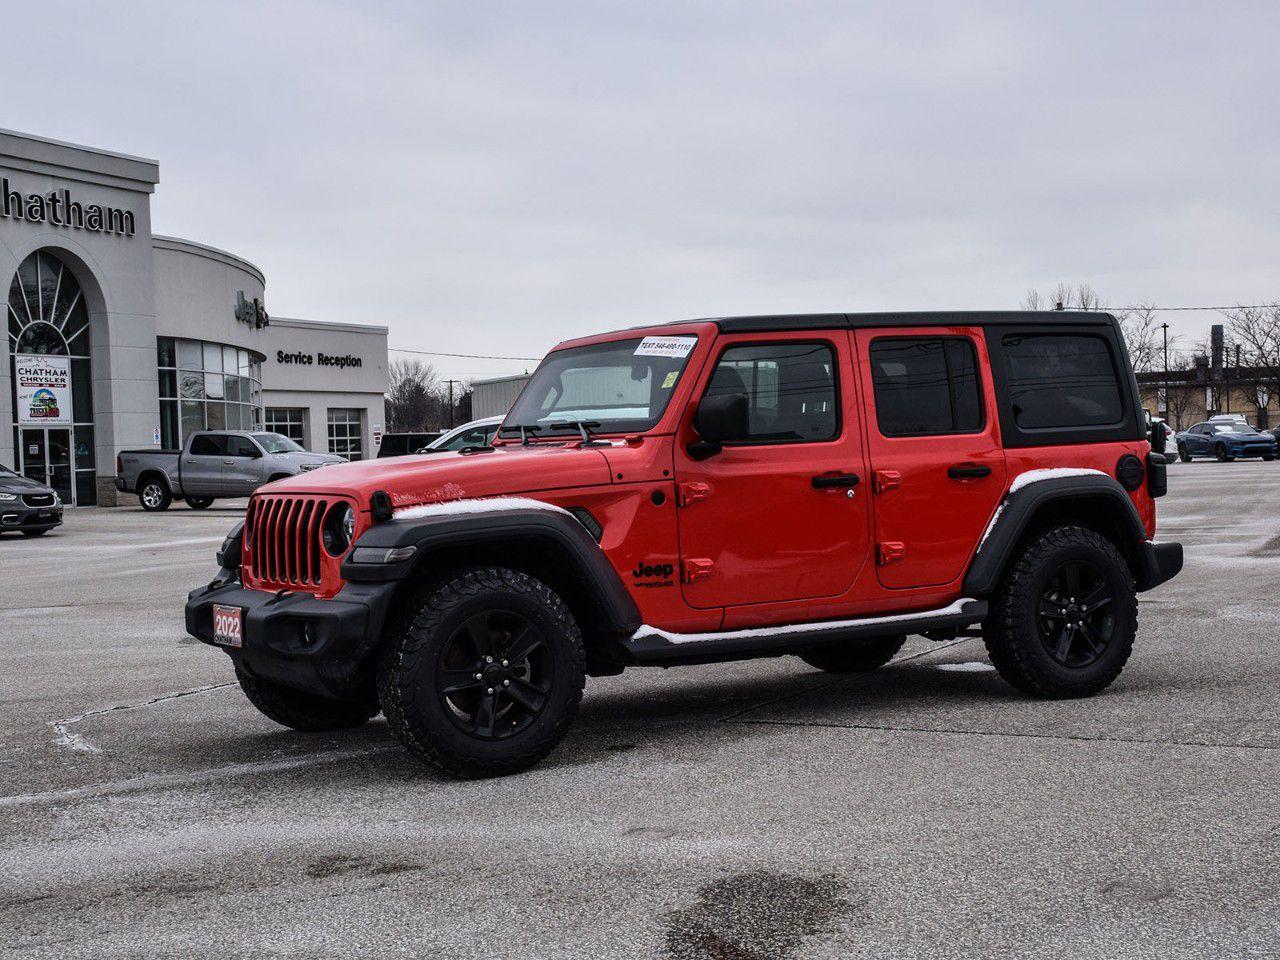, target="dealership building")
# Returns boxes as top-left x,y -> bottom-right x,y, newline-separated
1,129 -> 388,506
